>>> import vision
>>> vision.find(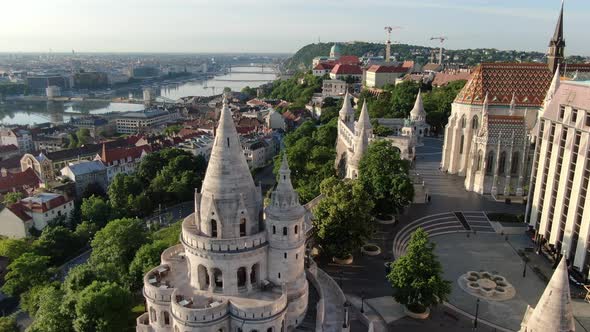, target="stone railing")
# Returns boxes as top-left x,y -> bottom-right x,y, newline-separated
136,312 -> 150,332
161,244 -> 185,265
182,230 -> 267,253
170,289 -> 229,324
229,287 -> 287,321
143,265 -> 175,303
305,261 -> 325,332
